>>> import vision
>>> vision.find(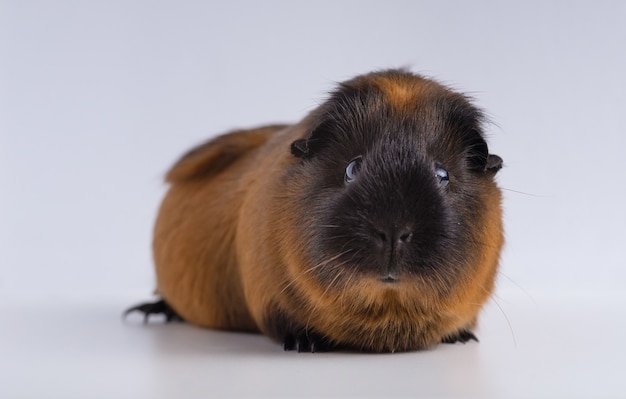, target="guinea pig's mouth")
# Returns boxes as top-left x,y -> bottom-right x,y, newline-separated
380,274 -> 400,283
